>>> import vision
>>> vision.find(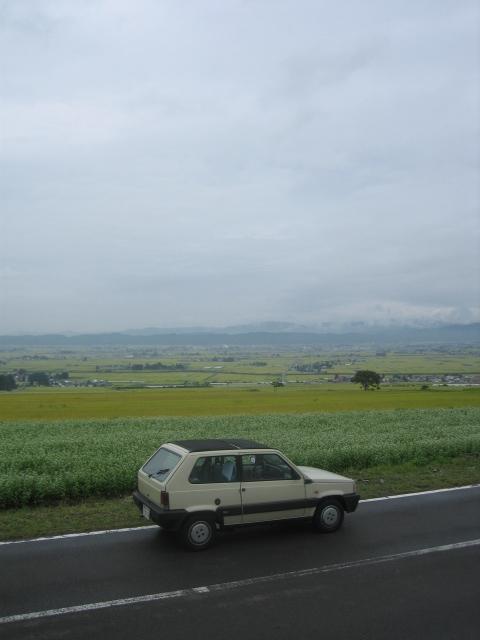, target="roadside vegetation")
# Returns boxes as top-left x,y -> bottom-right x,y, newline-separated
0,454 -> 478,542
